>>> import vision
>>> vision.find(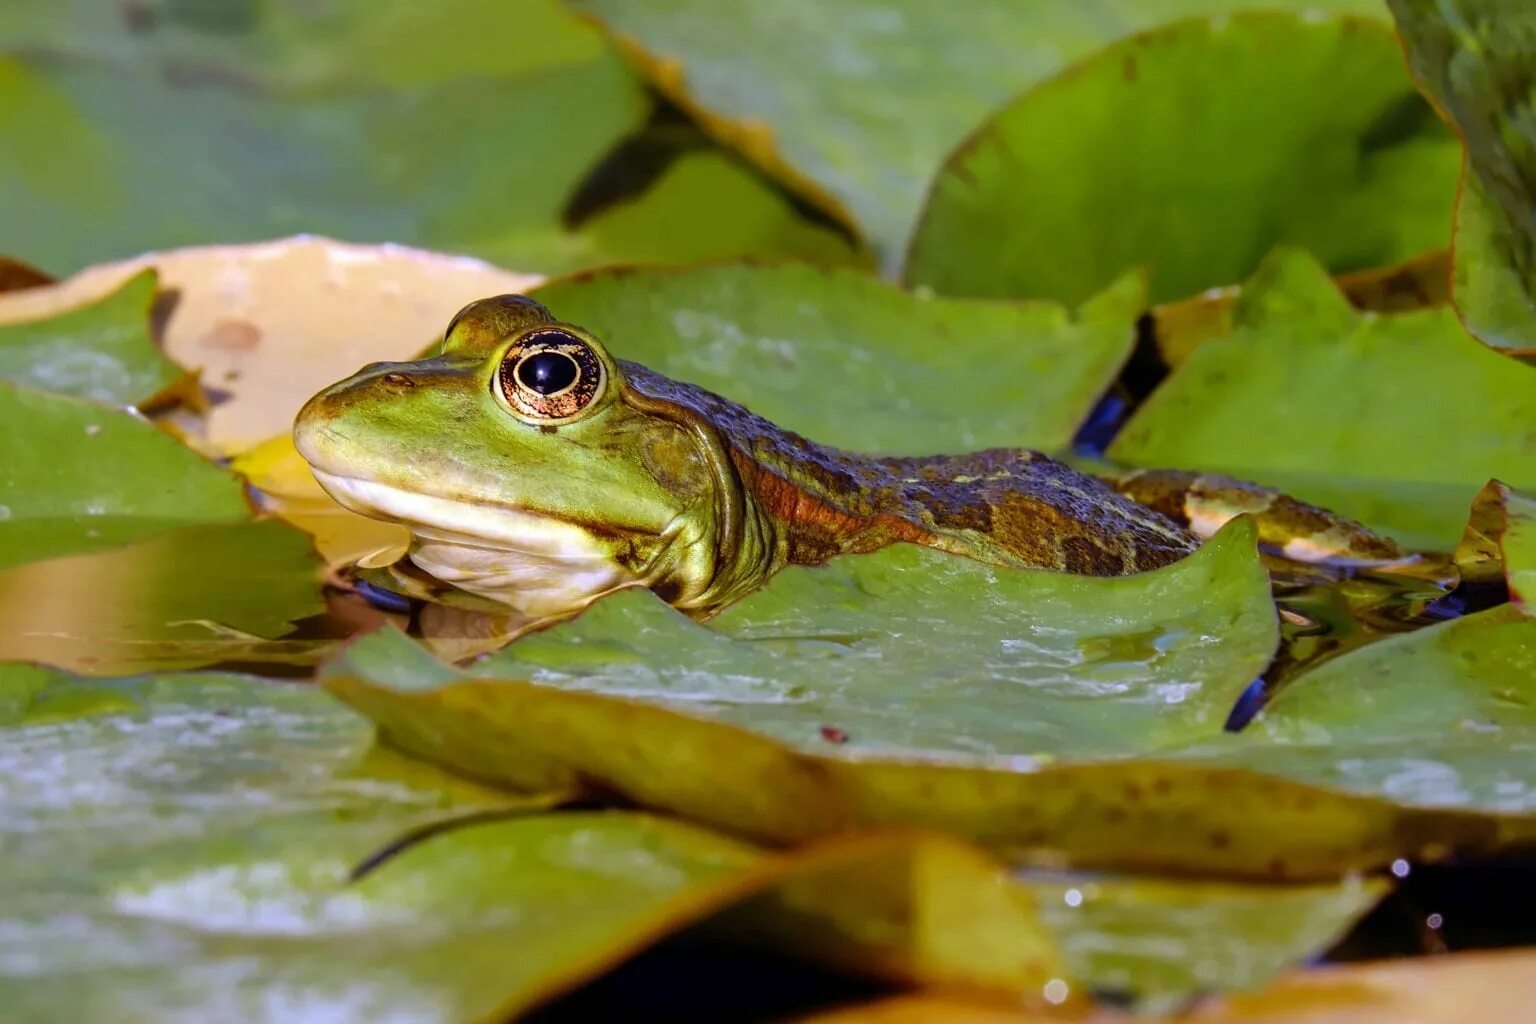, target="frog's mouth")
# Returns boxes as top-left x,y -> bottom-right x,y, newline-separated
307,468 -> 645,617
